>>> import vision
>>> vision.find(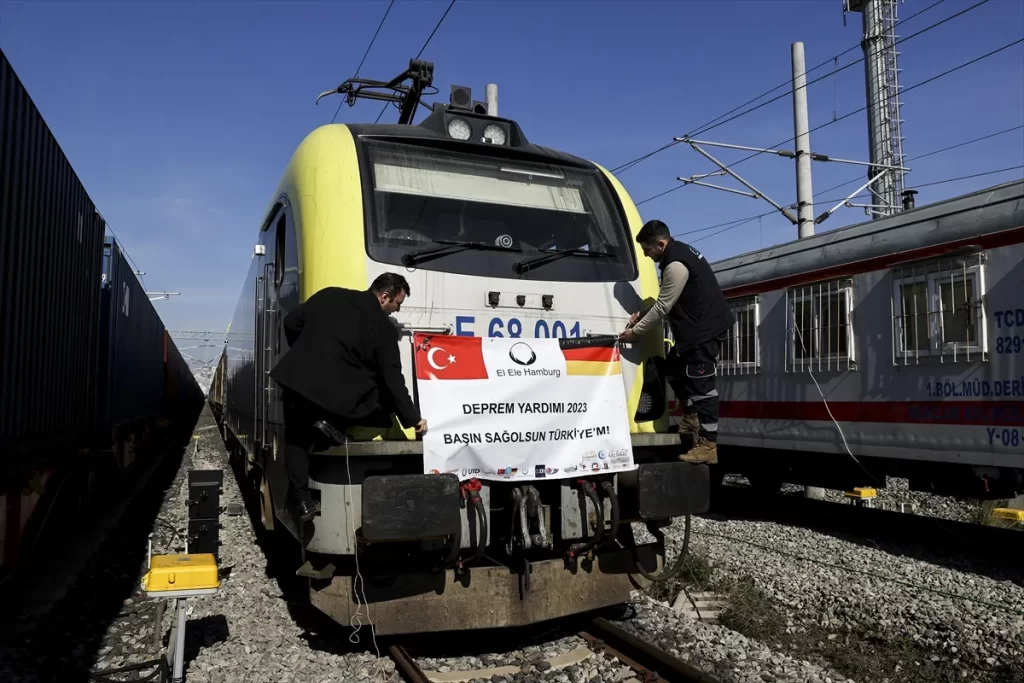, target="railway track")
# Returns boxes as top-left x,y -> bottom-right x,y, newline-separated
389,645 -> 428,683
389,617 -> 724,683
